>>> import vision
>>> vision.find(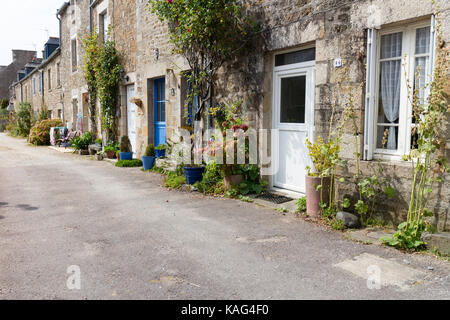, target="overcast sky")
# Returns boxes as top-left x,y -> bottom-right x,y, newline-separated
0,0 -> 63,66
